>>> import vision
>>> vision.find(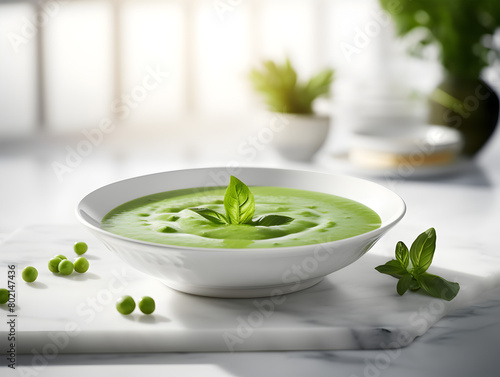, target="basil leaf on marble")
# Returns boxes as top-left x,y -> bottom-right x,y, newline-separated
409,278 -> 420,291
375,228 -> 459,301
396,274 -> 415,296
410,228 -> 436,274
224,176 -> 255,224
395,241 -> 409,269
374,259 -> 408,278
250,214 -> 294,227
416,273 -> 460,301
